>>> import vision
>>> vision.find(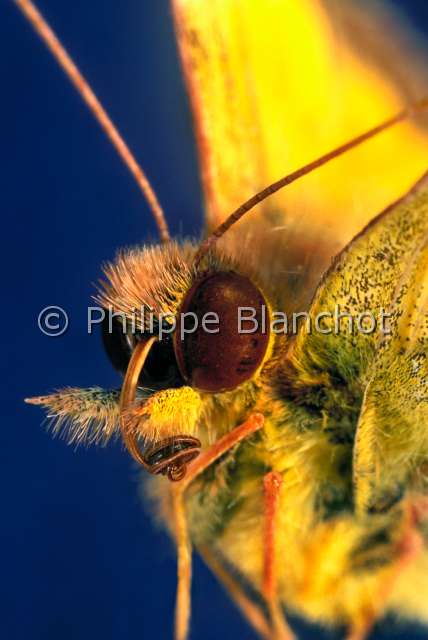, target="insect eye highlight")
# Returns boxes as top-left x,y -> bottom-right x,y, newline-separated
173,272 -> 270,392
101,315 -> 184,390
